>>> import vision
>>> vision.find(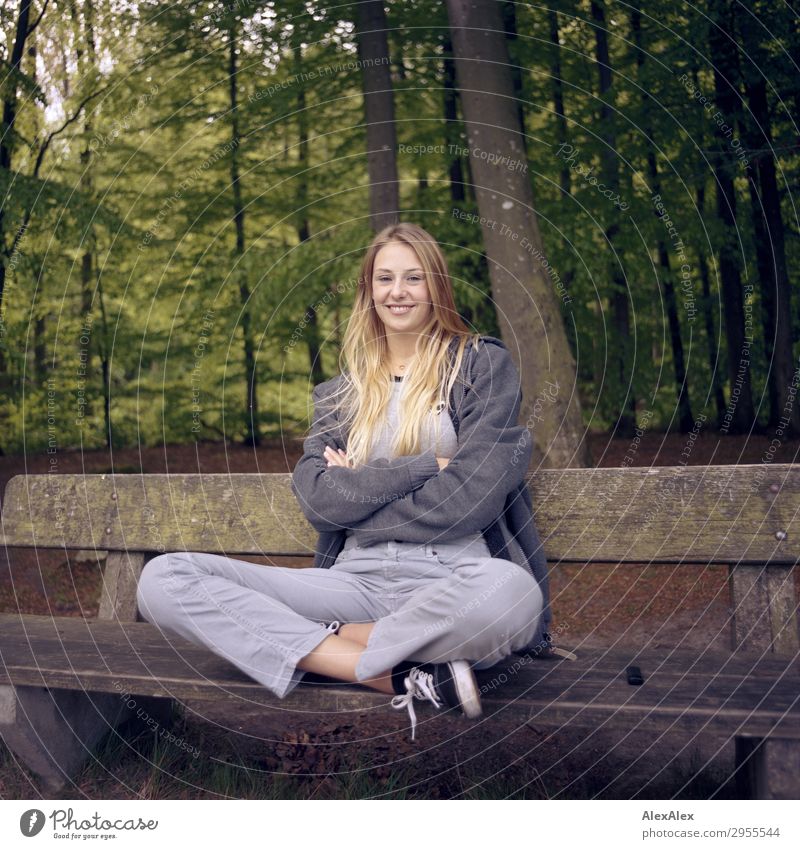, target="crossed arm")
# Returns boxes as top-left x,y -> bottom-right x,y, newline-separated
291,343 -> 532,539
290,382 -> 440,532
